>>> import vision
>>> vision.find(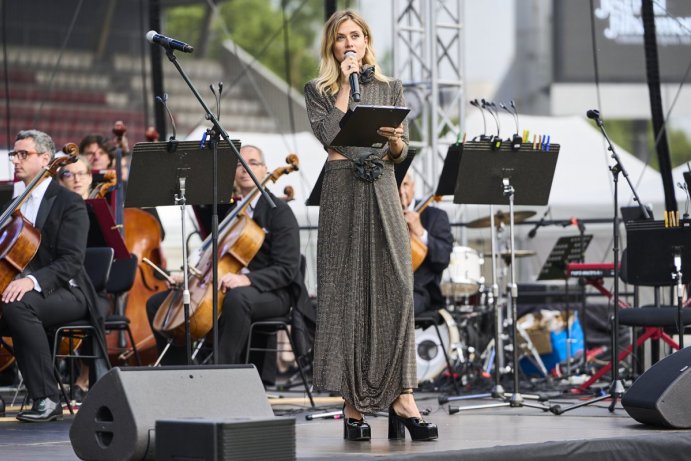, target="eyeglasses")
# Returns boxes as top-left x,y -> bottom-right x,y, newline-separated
8,150 -> 41,160
60,171 -> 90,180
237,160 -> 265,169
